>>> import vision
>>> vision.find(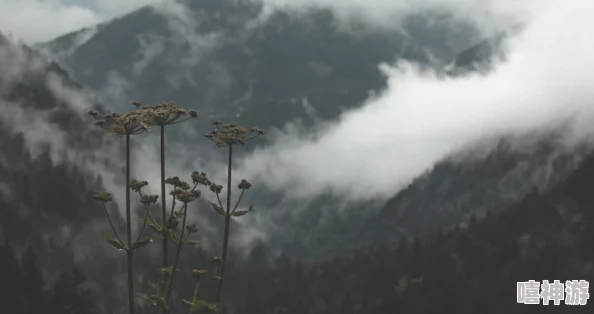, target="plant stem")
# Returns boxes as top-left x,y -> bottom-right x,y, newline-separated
160,125 -> 168,268
161,203 -> 188,313
102,203 -> 124,245
215,144 -> 233,306
126,133 -> 135,314
189,280 -> 201,314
